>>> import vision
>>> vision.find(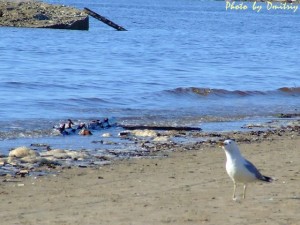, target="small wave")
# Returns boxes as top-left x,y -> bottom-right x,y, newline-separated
2,81 -> 73,91
164,87 -> 300,97
3,81 -> 28,87
0,129 -> 53,141
67,97 -> 110,104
